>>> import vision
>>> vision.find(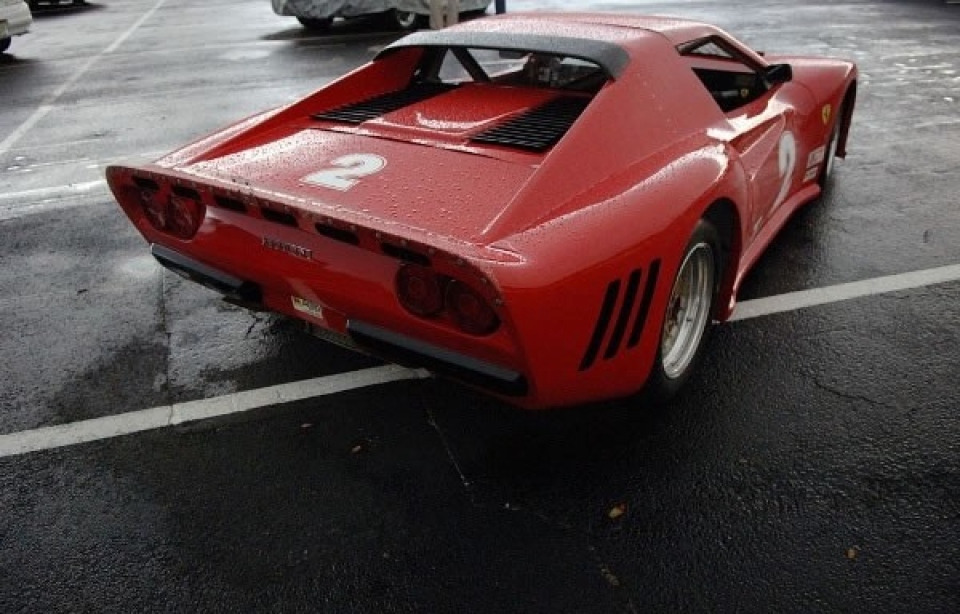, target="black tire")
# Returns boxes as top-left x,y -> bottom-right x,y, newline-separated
0,37 -> 10,54
817,103 -> 844,192
644,218 -> 722,402
297,17 -> 333,31
377,9 -> 419,31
